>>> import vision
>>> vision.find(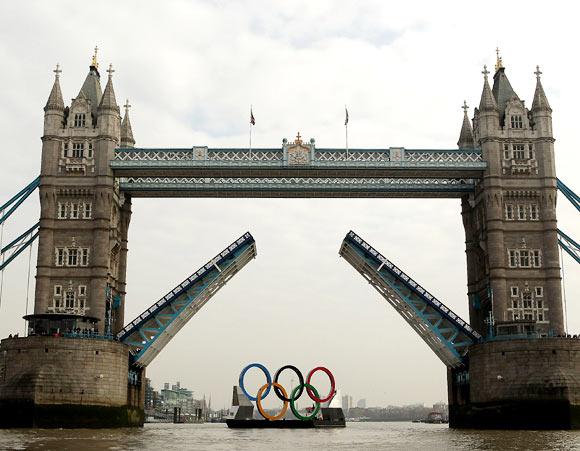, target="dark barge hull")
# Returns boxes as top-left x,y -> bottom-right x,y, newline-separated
226,418 -> 346,429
